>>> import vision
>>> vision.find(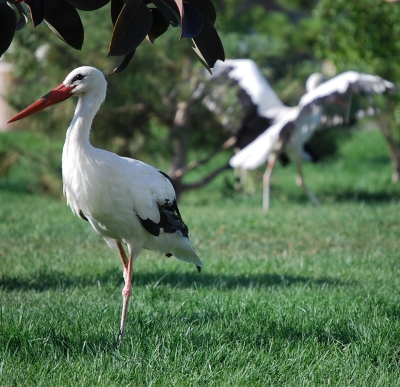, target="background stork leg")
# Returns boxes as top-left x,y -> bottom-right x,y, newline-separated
240,168 -> 248,190
262,154 -> 277,212
116,241 -> 134,345
295,160 -> 320,206
234,167 -> 241,191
